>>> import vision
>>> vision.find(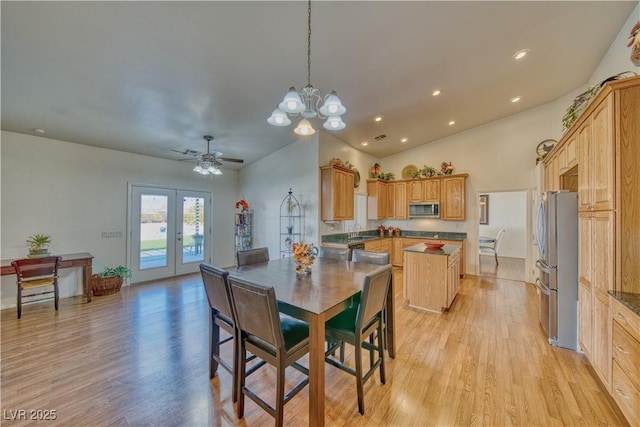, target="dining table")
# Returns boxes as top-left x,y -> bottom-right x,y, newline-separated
230,256 -> 395,427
